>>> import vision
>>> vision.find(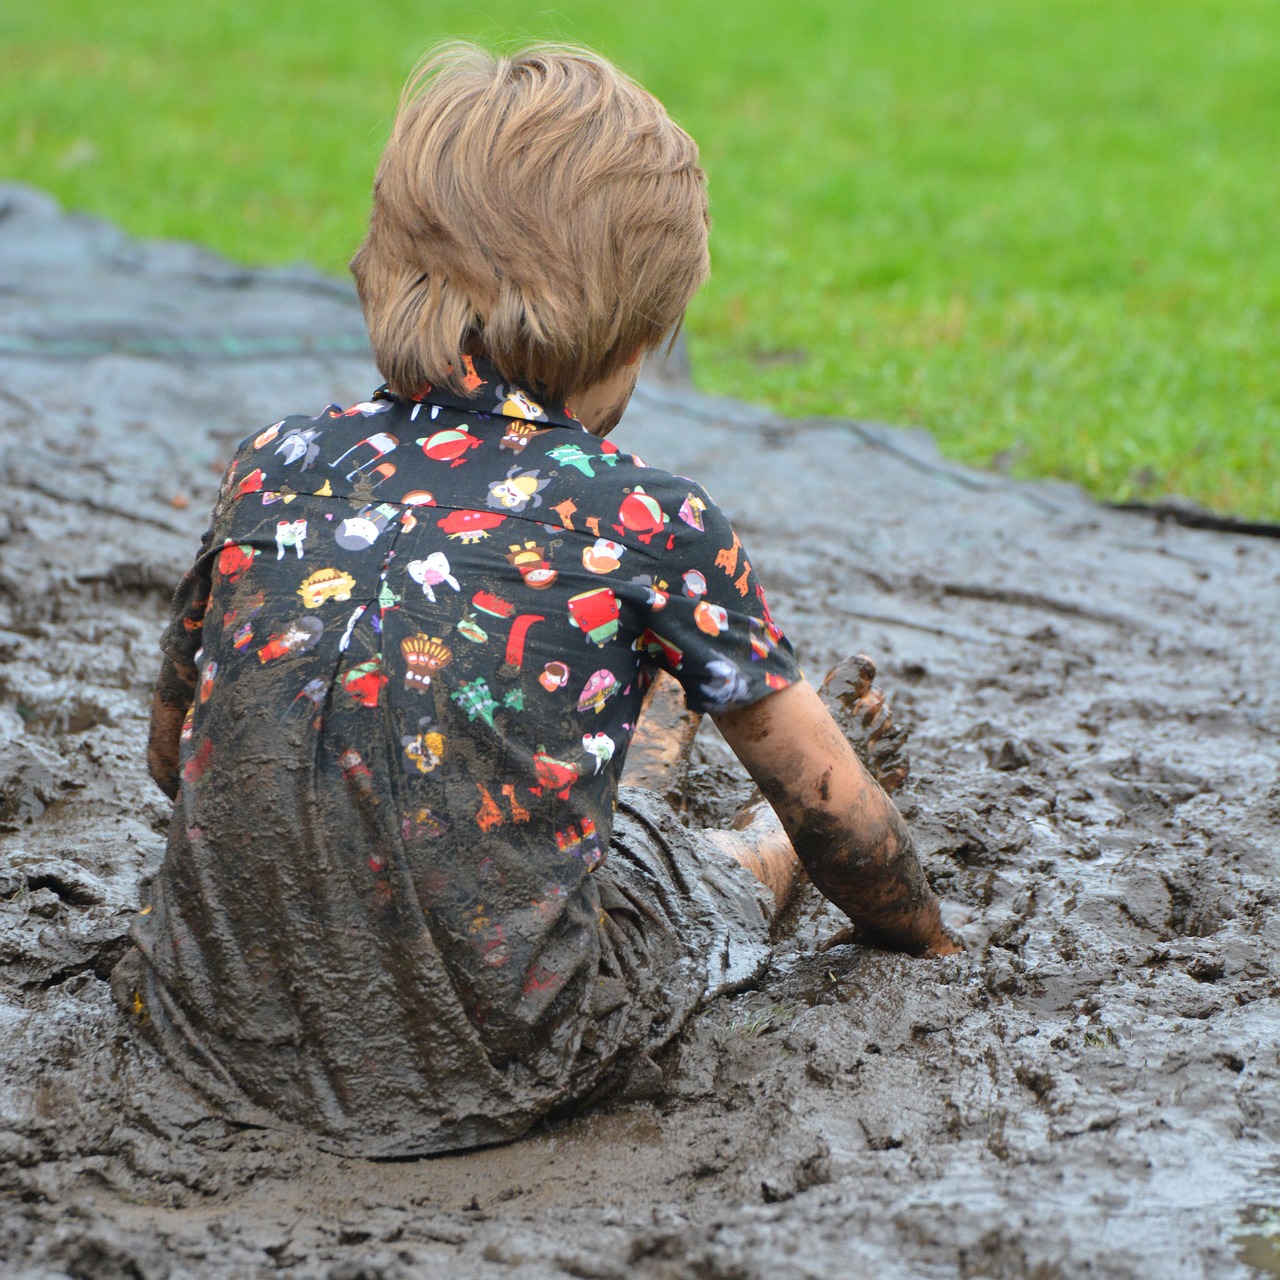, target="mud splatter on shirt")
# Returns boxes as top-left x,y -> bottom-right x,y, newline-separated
128,358 -> 801,1153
